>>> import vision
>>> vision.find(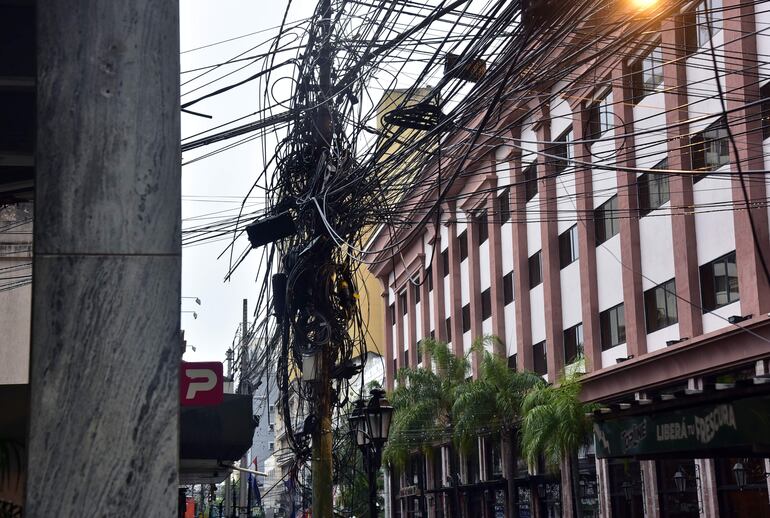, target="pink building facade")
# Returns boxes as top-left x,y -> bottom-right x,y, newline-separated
368,1 -> 770,517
